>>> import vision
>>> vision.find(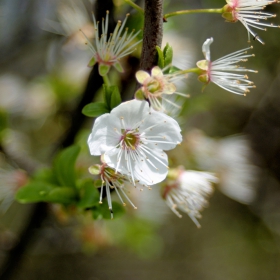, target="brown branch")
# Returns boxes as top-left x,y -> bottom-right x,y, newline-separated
139,0 -> 163,71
